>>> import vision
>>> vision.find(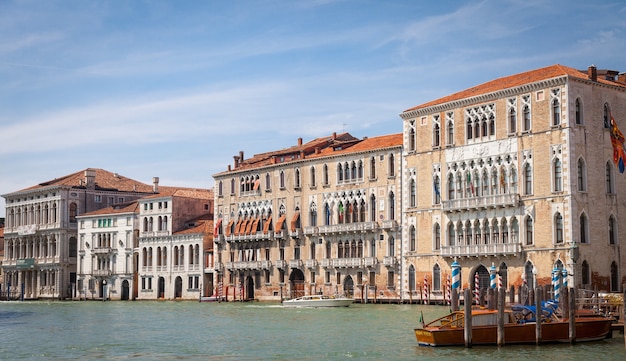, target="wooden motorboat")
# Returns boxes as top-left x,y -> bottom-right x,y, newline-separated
282,295 -> 353,308
414,305 -> 613,346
